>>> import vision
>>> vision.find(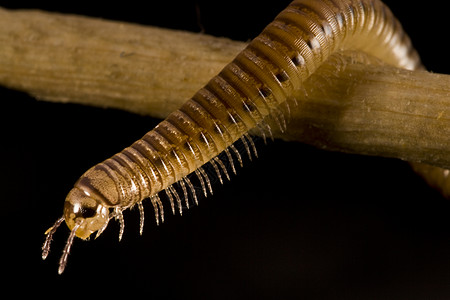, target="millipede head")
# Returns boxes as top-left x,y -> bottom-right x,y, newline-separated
42,187 -> 110,274
63,187 -> 110,240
